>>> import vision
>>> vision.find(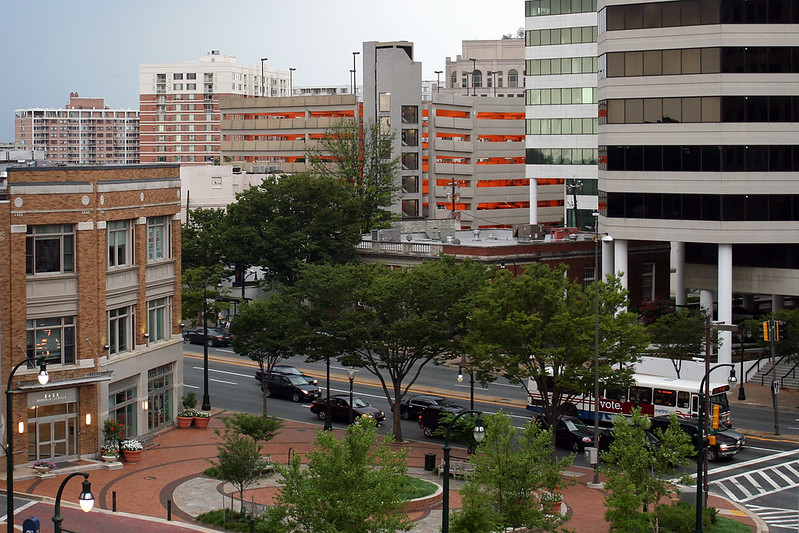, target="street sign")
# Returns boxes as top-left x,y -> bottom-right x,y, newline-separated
772,380 -> 780,395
